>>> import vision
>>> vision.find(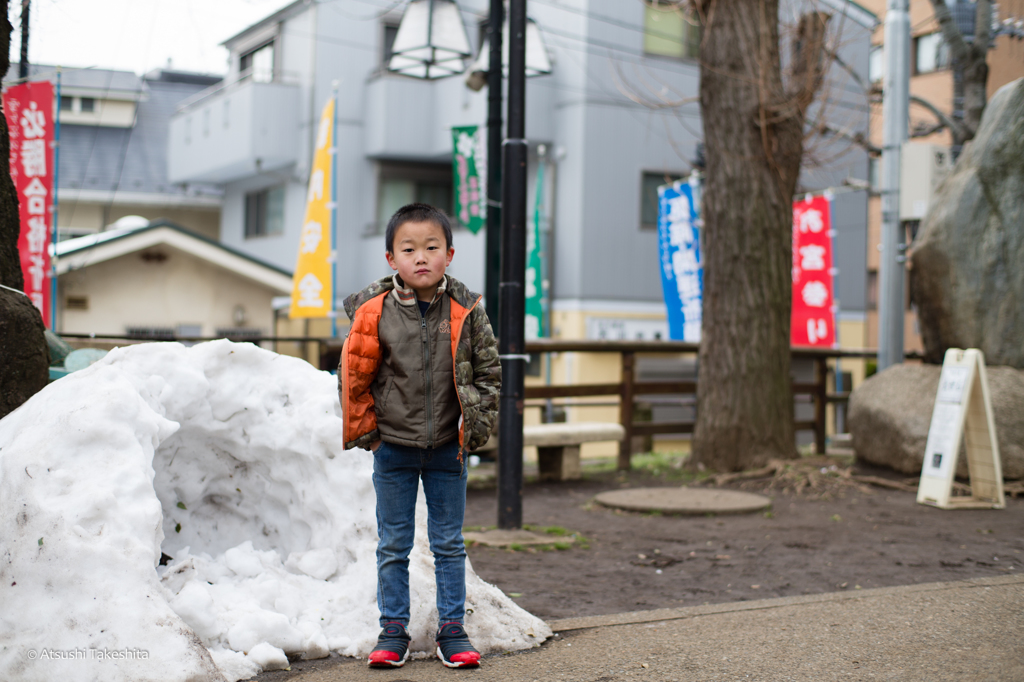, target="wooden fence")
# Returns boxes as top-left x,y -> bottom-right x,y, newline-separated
523,339 -> 883,470
61,333 -> 885,471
